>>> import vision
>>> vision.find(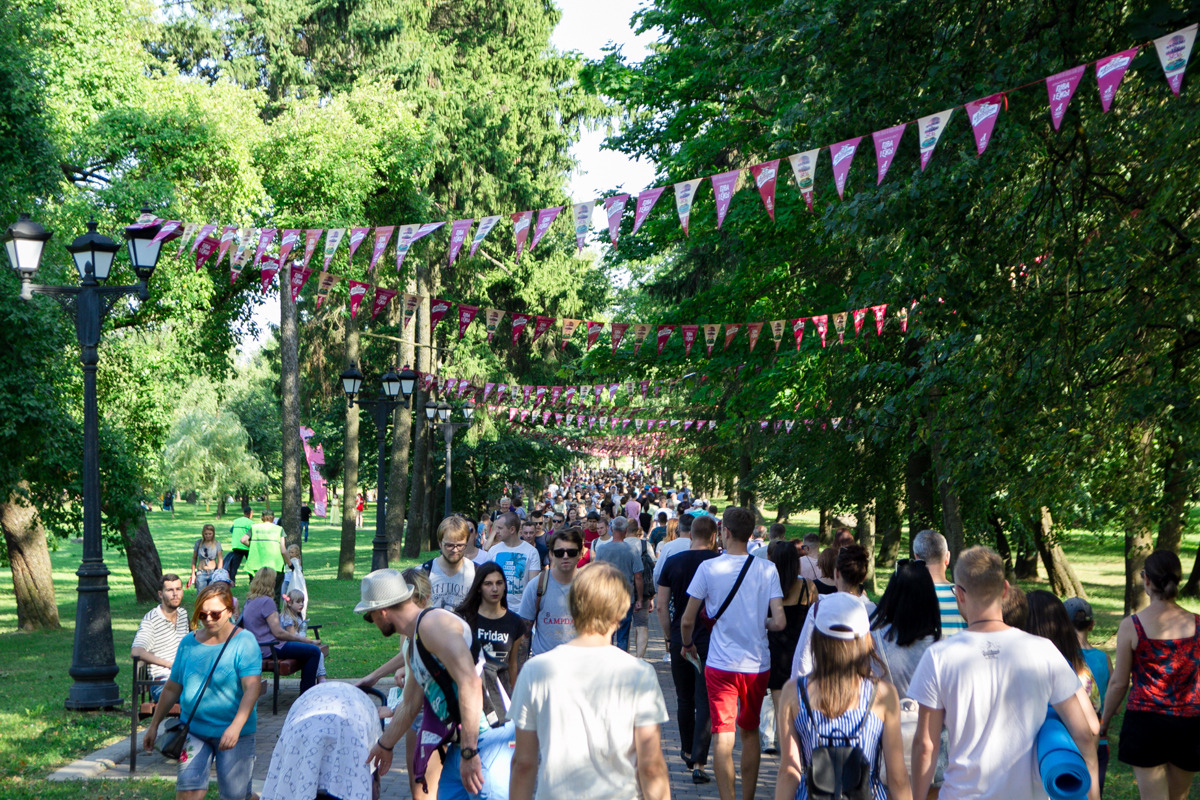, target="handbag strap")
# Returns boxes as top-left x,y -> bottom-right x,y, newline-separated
874,629 -> 895,685
711,554 -> 756,625
183,629 -> 237,727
